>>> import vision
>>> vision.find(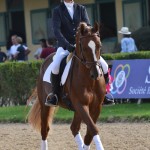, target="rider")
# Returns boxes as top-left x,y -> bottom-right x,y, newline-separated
45,0 -> 113,106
